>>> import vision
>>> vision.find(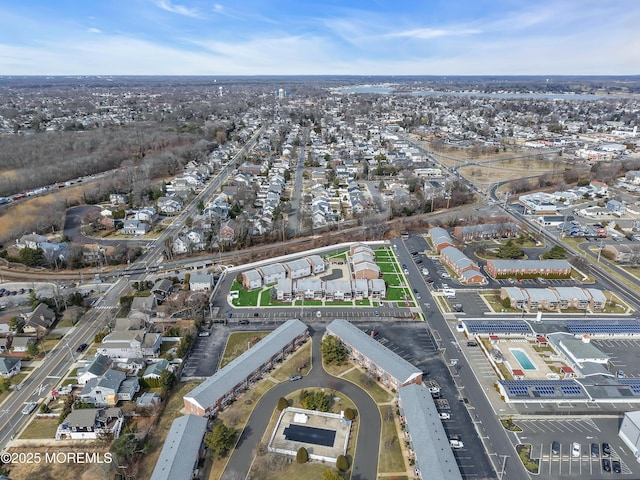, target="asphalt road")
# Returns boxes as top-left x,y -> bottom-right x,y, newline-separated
393,237 -> 526,480
223,327 -> 380,480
